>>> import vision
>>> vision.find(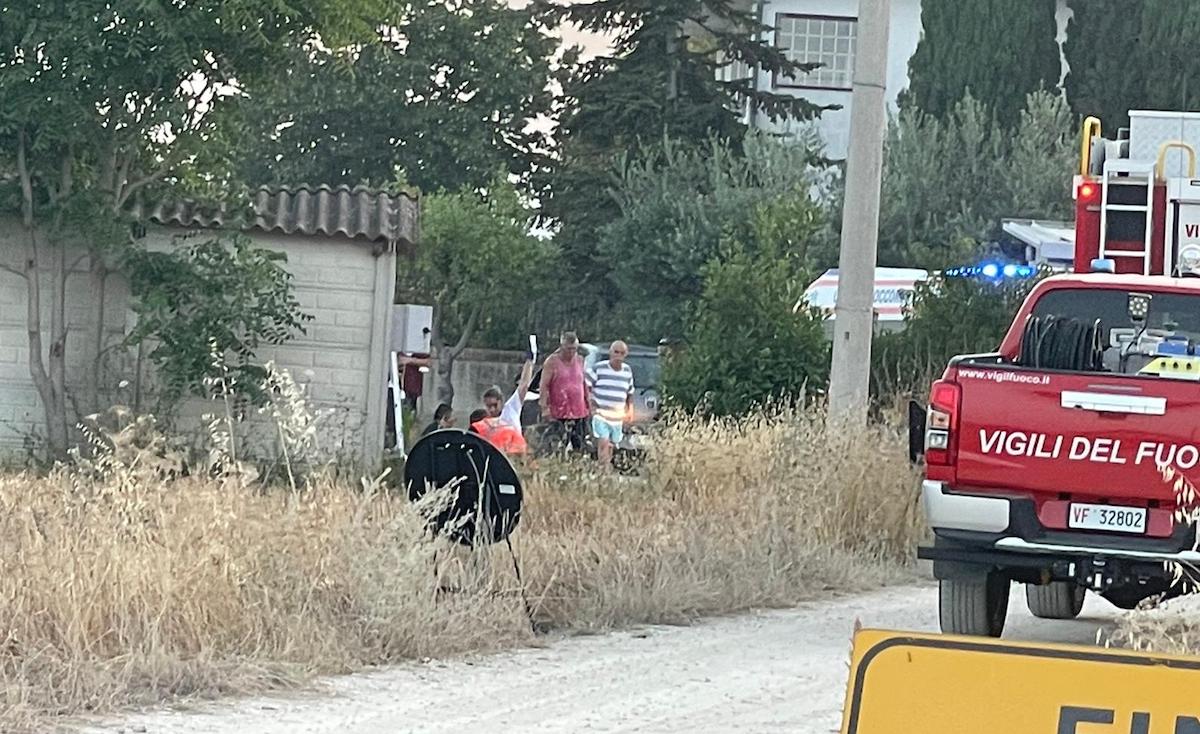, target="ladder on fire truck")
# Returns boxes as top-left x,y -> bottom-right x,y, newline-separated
1088,113 -> 1199,276
1098,158 -> 1157,275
